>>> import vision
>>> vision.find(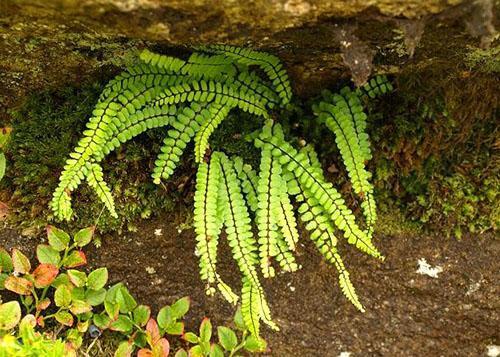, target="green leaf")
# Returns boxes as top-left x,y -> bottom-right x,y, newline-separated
87,268 -> 108,290
114,341 -> 134,357
188,345 -> 204,357
244,335 -> 267,352
133,305 -> 151,327
233,307 -> 246,331
0,273 -> 8,289
71,286 -> 85,301
36,244 -> 61,265
0,301 -> 21,330
116,285 -> 137,314
47,226 -> 70,251
133,331 -> 148,348
93,313 -> 111,330
209,344 -> 225,357
199,318 -> 212,343
85,288 -> 106,306
55,285 -> 72,307
217,326 -> 237,351
74,226 -> 95,247
51,273 -> 69,288
110,315 -> 133,333
70,300 -> 92,315
62,250 -> 87,268
67,270 -> 87,287
165,321 -> 184,335
182,332 -> 199,344
12,248 -> 30,274
55,310 -> 74,327
157,306 -> 173,330
0,152 -> 5,182
0,248 -> 13,273
171,296 -> 190,319
105,302 -> 119,320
